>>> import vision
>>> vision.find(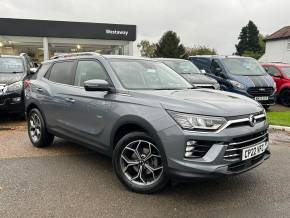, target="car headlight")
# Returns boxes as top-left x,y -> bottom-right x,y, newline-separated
6,81 -> 23,92
167,110 -> 227,131
213,83 -> 220,90
227,80 -> 245,90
